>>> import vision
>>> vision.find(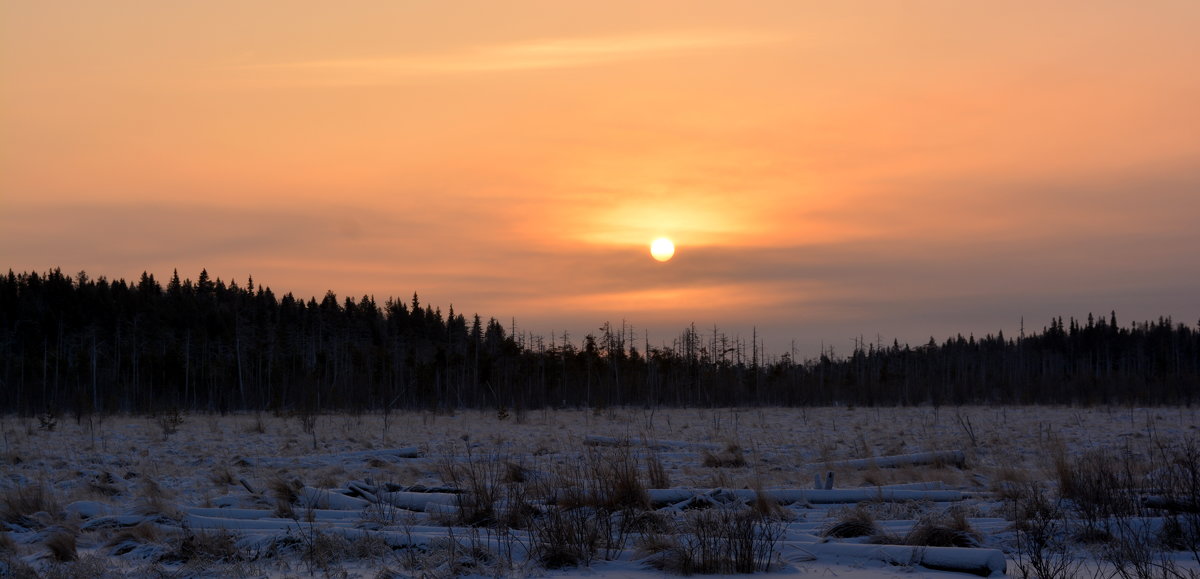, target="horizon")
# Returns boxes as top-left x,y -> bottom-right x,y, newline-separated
12,266 -> 1187,362
4,2 -> 1199,358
